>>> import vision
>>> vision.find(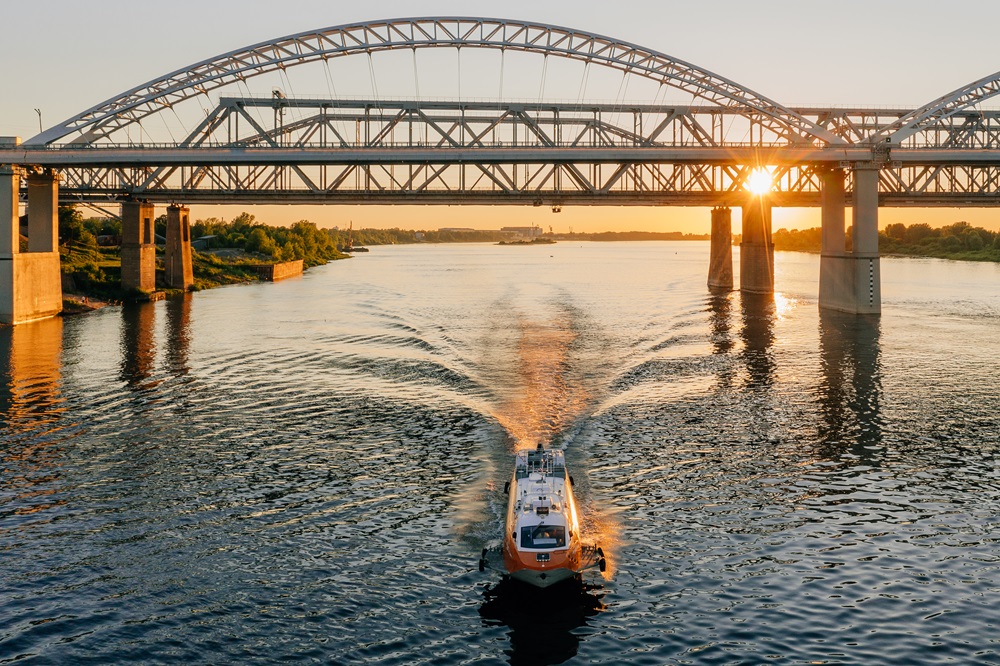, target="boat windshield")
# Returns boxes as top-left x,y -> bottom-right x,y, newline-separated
520,525 -> 566,549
